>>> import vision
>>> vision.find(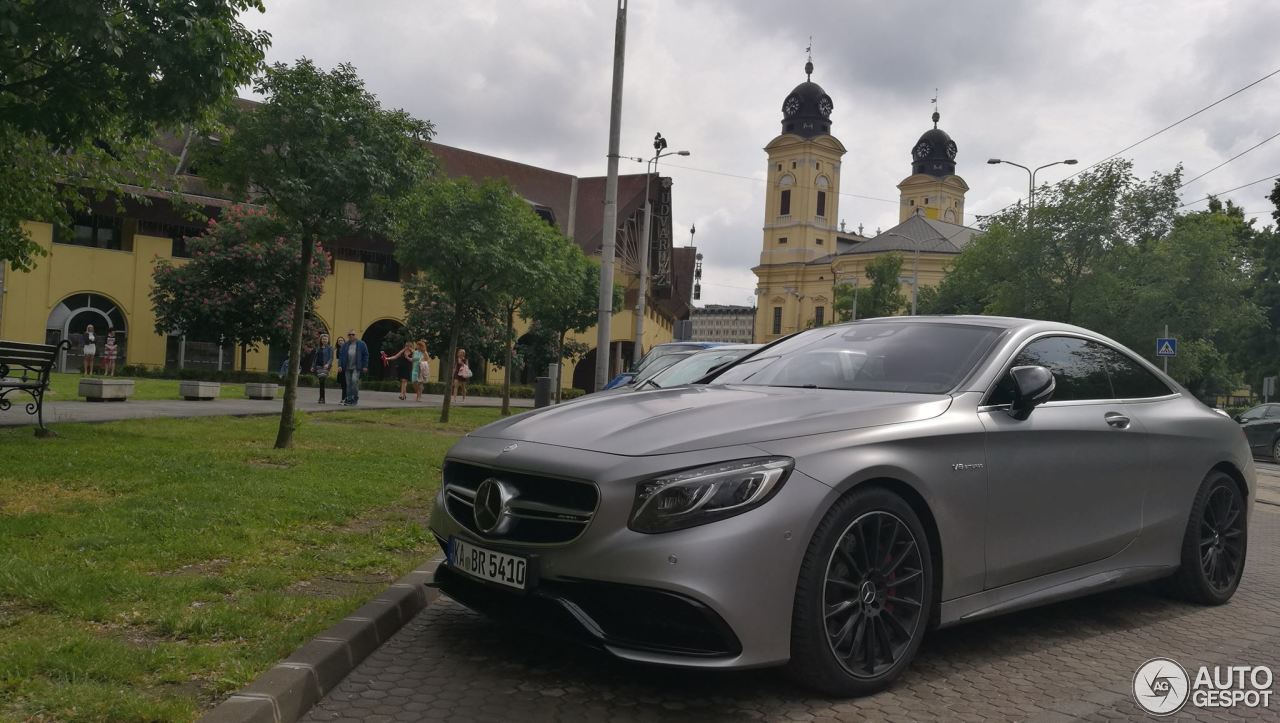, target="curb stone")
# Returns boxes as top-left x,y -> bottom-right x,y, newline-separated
199,557 -> 443,723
